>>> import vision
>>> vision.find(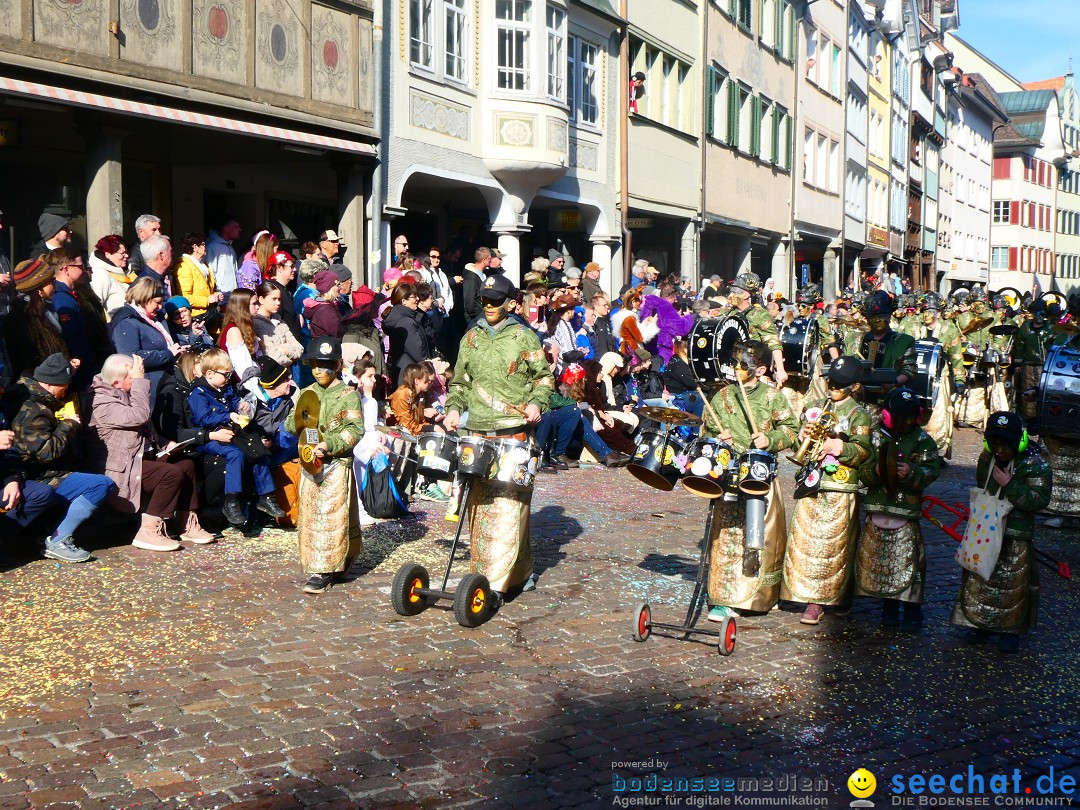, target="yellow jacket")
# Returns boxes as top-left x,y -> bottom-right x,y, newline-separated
174,255 -> 218,316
